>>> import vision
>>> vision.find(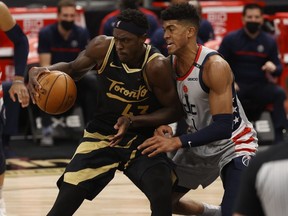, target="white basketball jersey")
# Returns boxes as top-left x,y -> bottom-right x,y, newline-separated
171,45 -> 258,189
